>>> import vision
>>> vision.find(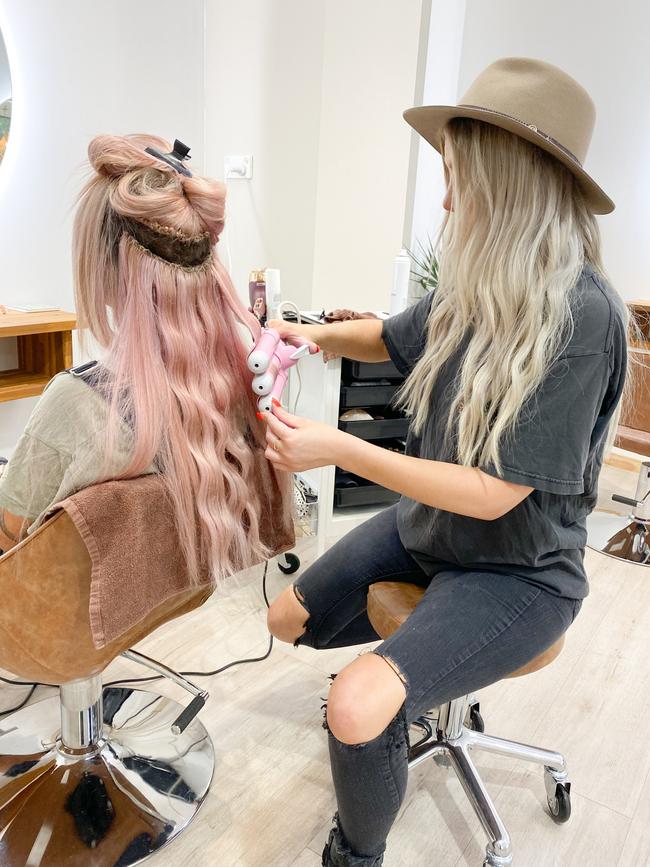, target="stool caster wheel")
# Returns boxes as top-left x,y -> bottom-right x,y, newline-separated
547,780 -> 571,823
278,553 -> 300,575
466,700 -> 485,733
